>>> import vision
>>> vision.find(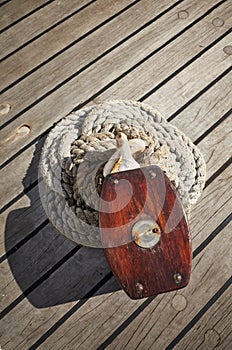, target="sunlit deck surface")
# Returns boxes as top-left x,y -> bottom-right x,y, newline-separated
0,0 -> 231,349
